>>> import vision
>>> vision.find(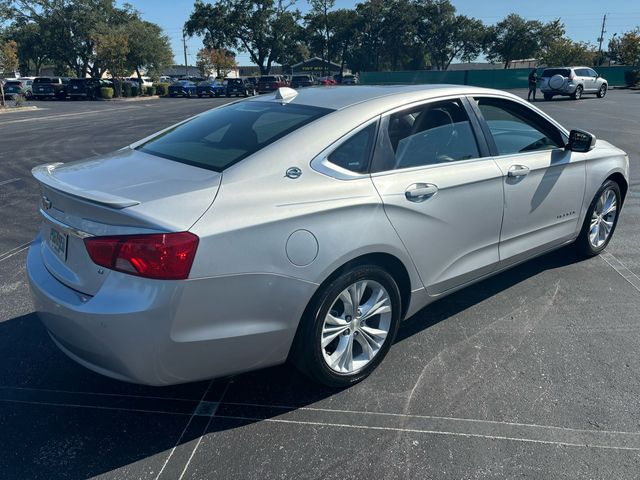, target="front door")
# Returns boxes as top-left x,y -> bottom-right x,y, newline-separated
370,97 -> 504,295
471,96 -> 587,265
